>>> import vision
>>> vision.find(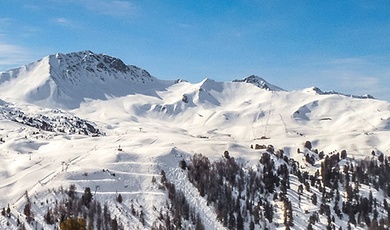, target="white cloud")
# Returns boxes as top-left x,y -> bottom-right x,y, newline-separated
338,74 -> 380,93
51,17 -> 80,29
23,3 -> 40,11
0,17 -> 40,39
317,60 -> 388,99
53,17 -> 72,26
291,55 -> 390,101
81,0 -> 135,17
0,41 -> 34,70
329,57 -> 368,65
0,18 -> 41,70
0,18 -> 13,31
